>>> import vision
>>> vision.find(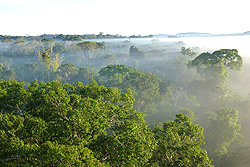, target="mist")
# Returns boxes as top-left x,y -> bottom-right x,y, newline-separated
1,34 -> 250,166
